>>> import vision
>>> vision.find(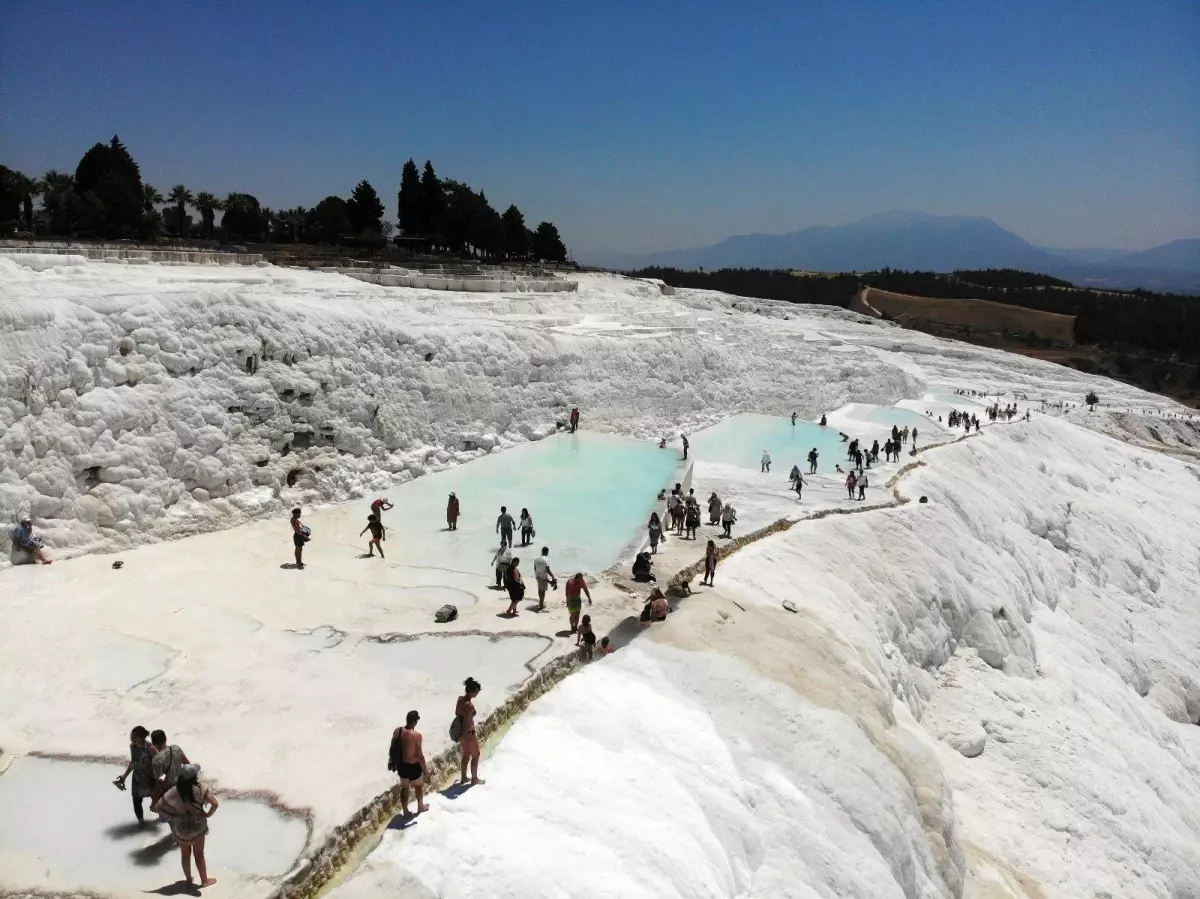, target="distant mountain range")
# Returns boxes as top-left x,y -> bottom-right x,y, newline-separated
604,212 -> 1200,294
